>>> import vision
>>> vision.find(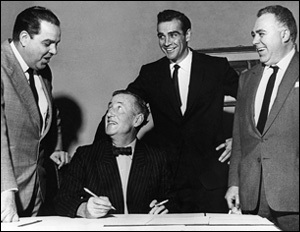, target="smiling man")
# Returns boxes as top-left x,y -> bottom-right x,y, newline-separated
94,9 -> 239,213
55,90 -> 176,218
225,5 -> 299,231
1,6 -> 69,222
